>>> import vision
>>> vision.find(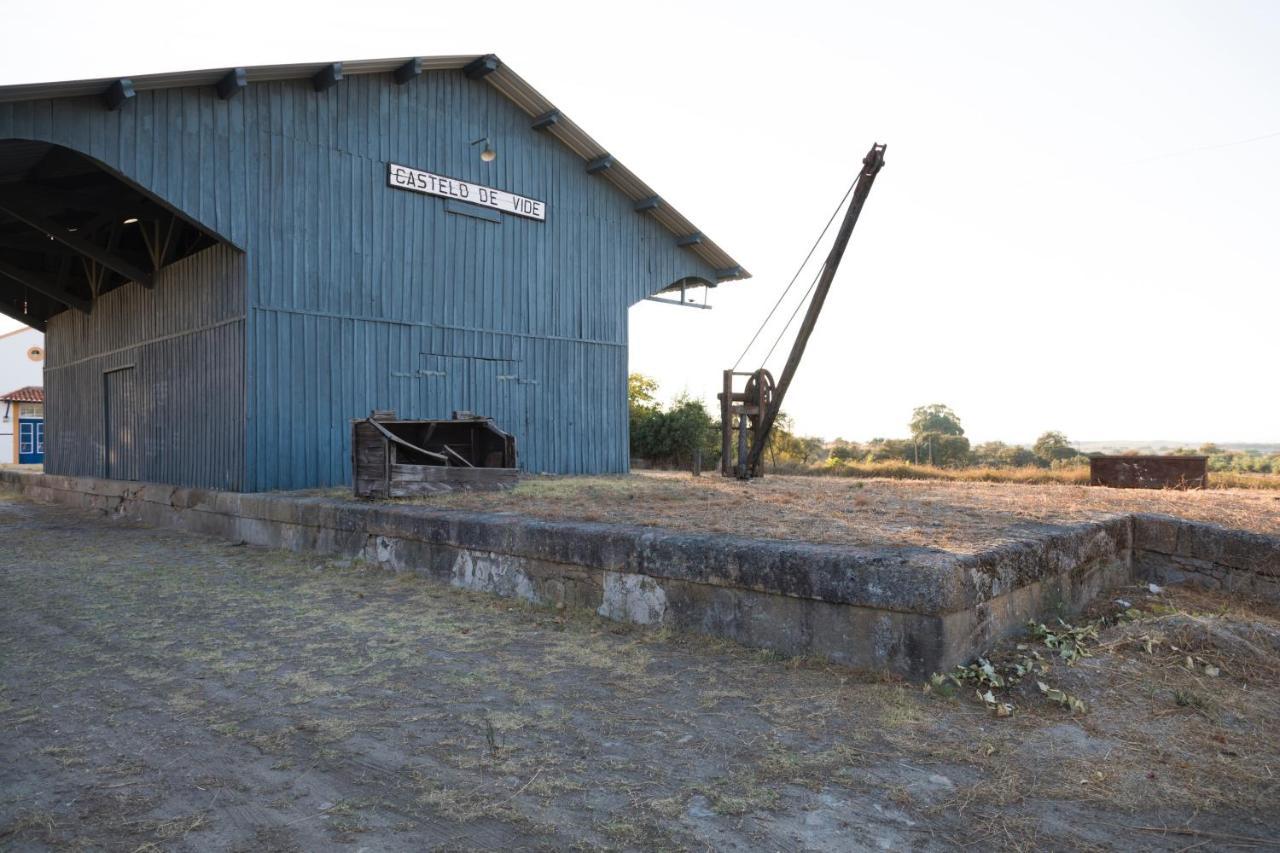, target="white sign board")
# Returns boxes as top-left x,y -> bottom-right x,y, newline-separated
387,163 -> 546,222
